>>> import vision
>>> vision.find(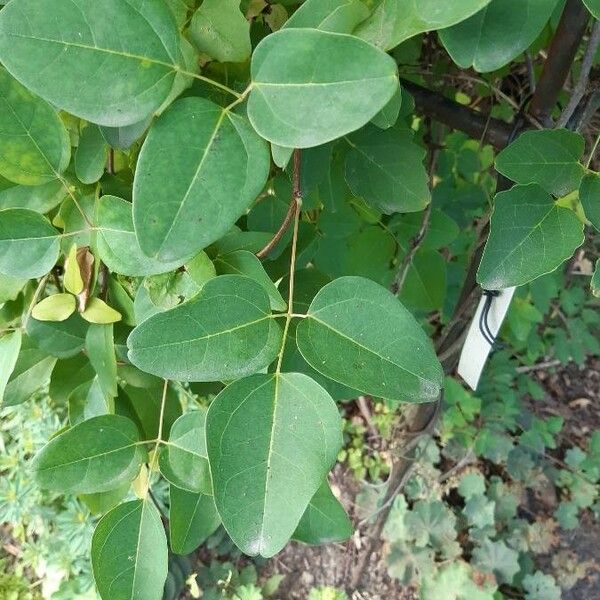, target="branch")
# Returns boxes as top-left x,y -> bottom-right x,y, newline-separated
401,79 -> 515,149
556,20 -> 600,128
256,151 -> 302,259
529,0 -> 590,125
